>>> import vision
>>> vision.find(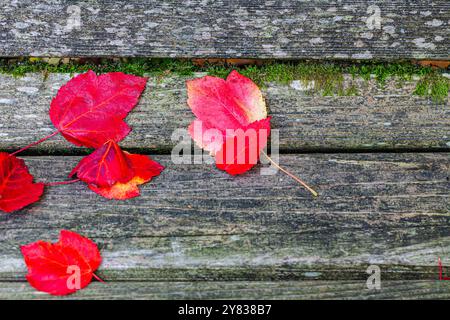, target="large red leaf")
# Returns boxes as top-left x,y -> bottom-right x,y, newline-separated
89,152 -> 164,200
21,230 -> 102,296
0,153 -> 44,213
69,140 -> 134,188
187,71 -> 270,174
50,71 -> 147,148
